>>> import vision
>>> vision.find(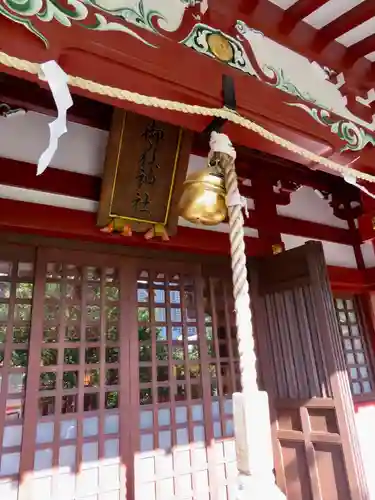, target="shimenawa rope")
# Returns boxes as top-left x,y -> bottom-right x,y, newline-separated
1,50 -> 375,185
